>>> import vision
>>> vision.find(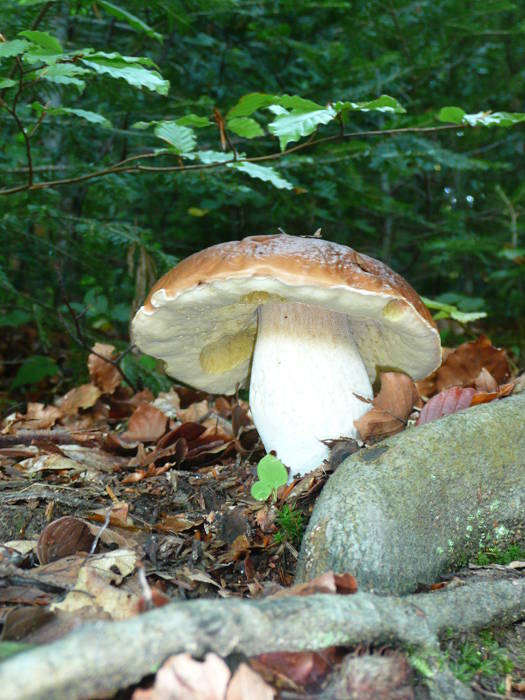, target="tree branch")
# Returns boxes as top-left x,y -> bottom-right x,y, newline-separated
0,123 -> 467,196
0,576 -> 522,700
